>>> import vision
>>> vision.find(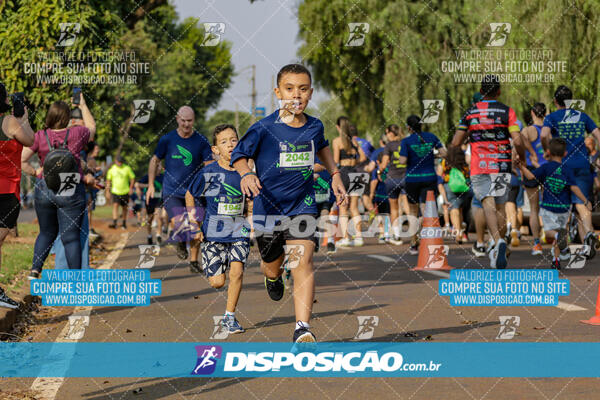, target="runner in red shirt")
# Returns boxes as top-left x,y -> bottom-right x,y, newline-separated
451,75 -> 525,269
0,83 -> 35,308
